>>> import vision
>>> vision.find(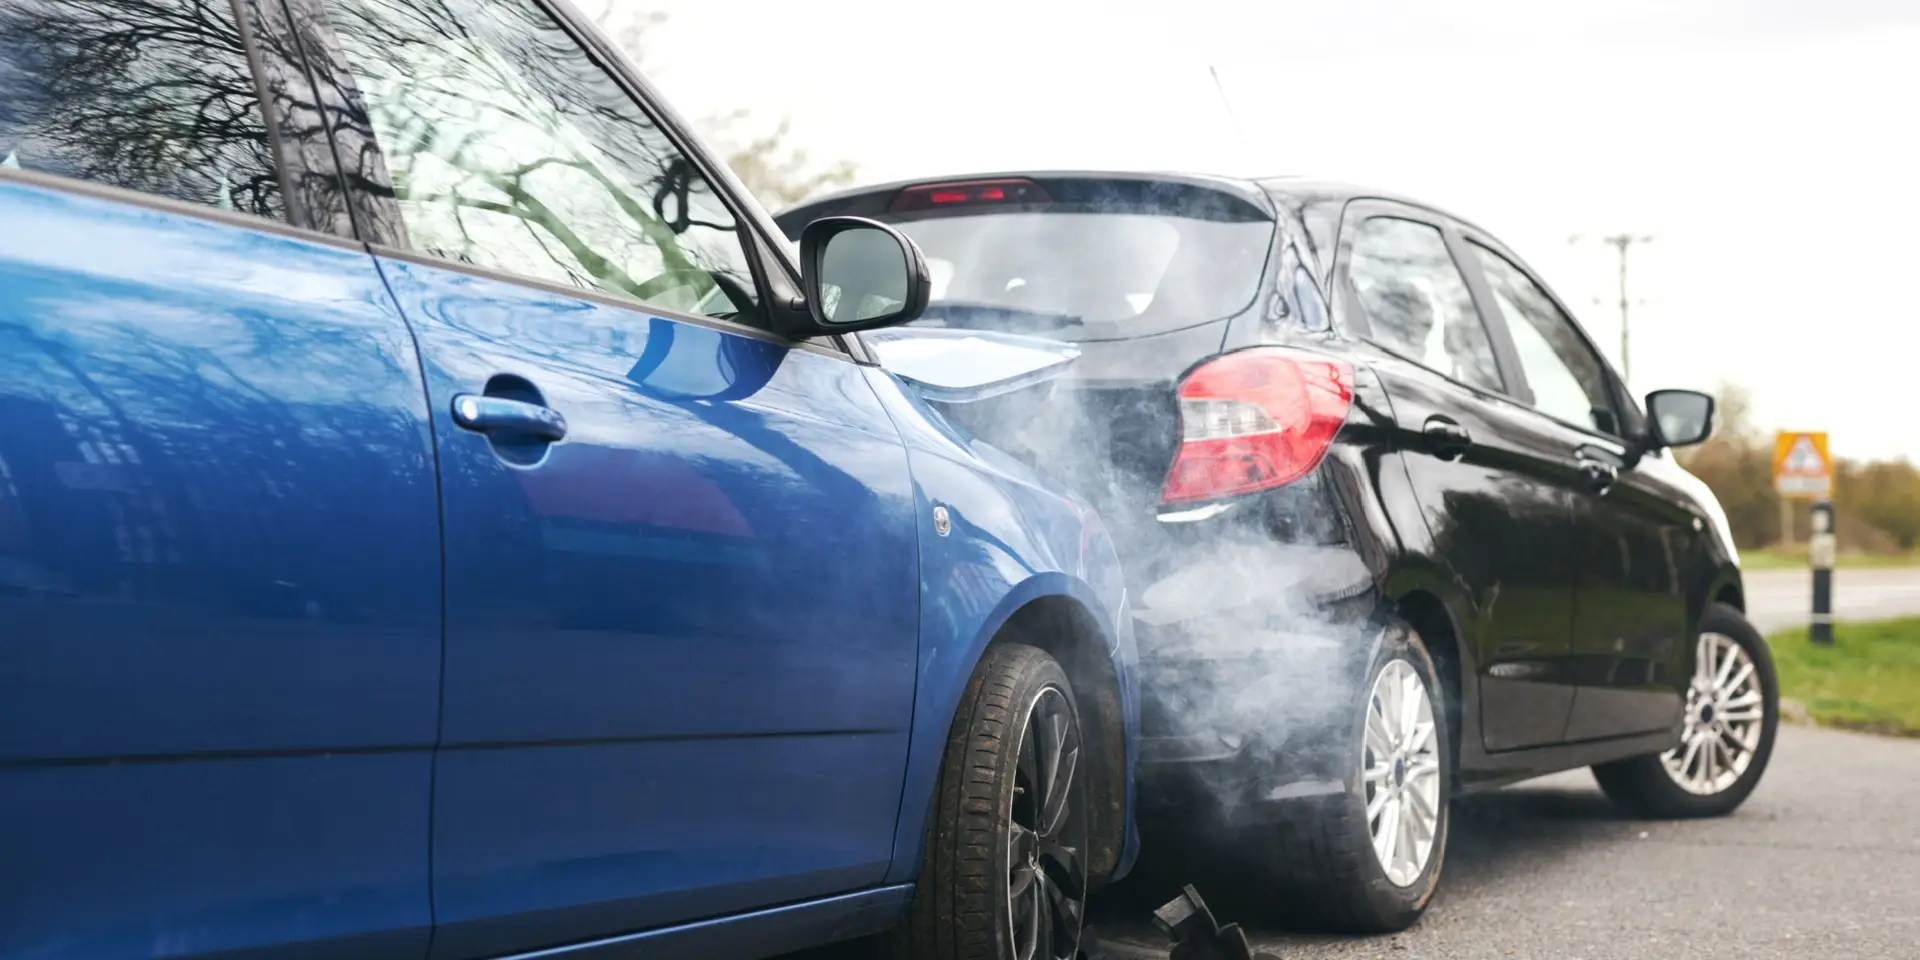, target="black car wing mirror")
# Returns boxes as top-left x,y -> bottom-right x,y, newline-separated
1644,389 -> 1716,449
